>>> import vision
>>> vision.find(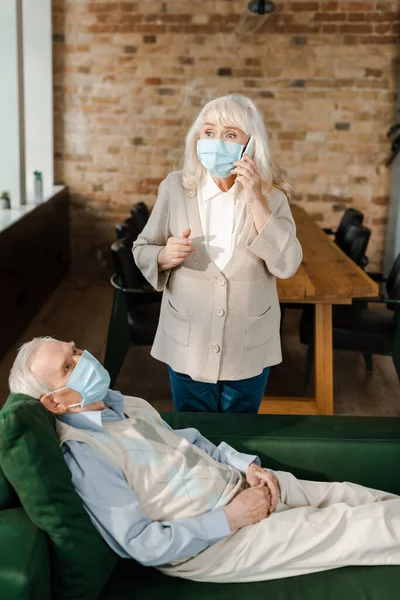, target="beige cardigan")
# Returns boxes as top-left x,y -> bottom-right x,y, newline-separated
133,171 -> 302,383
